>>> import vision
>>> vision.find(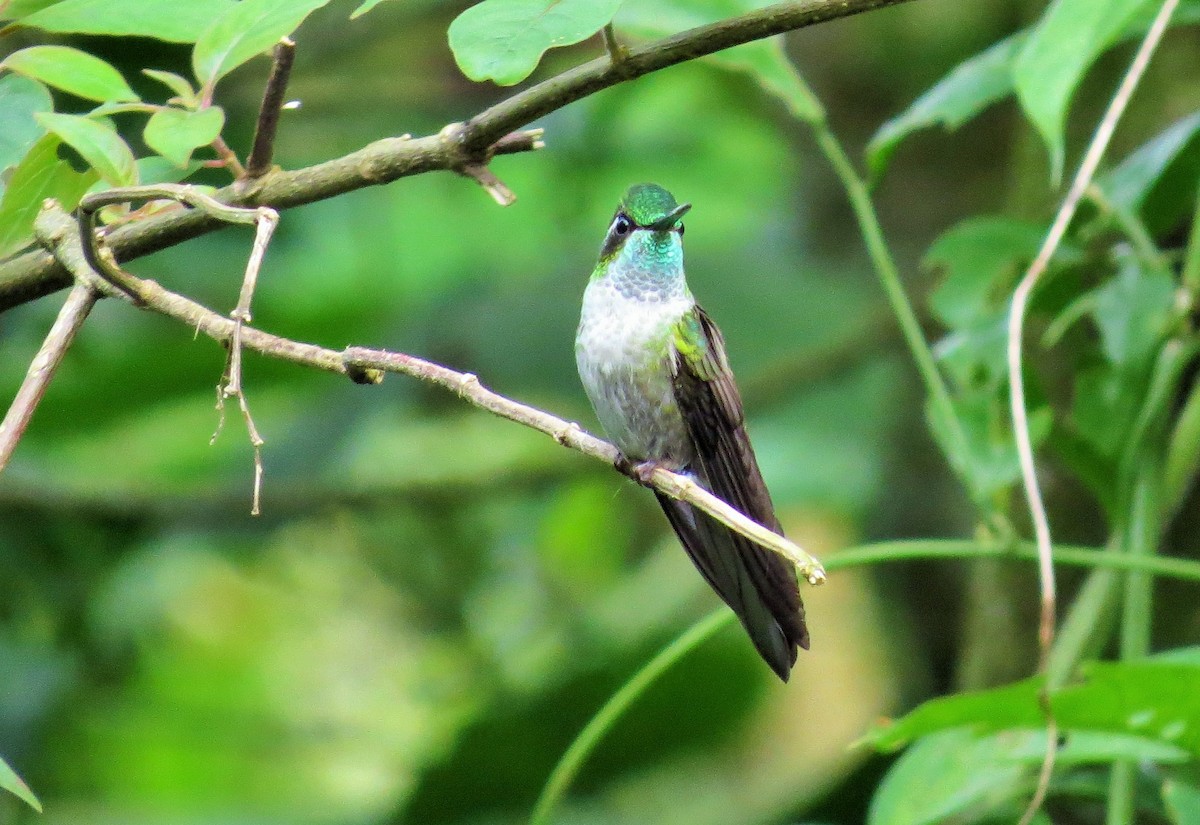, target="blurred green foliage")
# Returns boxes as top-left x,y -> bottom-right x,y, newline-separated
1,0 -> 1199,824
